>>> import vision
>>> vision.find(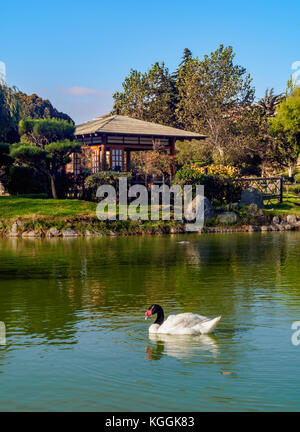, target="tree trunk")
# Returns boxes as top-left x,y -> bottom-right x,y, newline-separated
49,174 -> 58,199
